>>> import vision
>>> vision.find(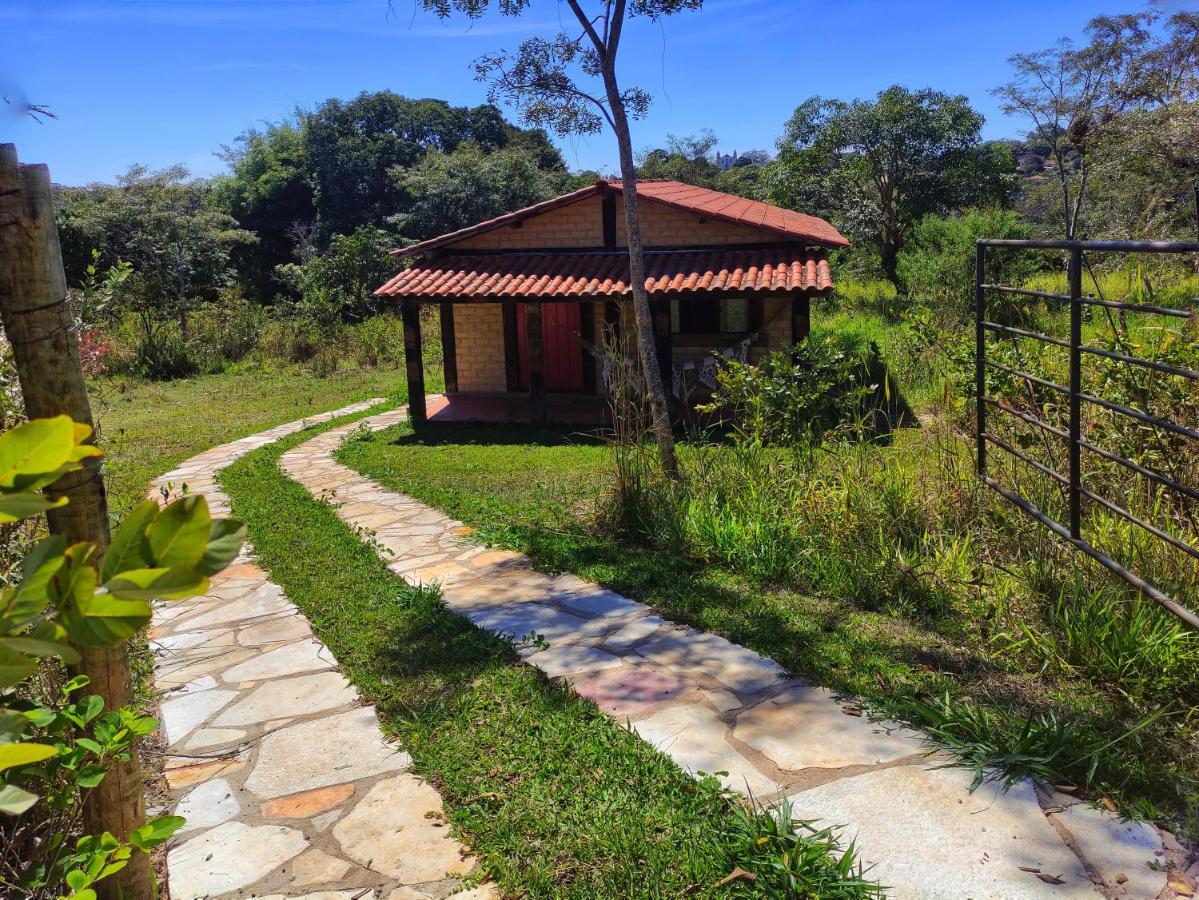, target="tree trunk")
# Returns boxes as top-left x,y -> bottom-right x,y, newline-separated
880,235 -> 900,286
0,144 -> 150,900
602,81 -> 679,479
